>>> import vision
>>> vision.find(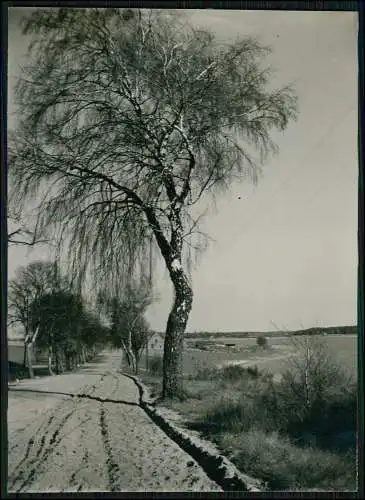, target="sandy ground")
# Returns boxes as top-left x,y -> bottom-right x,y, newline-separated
7,351 -> 222,493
